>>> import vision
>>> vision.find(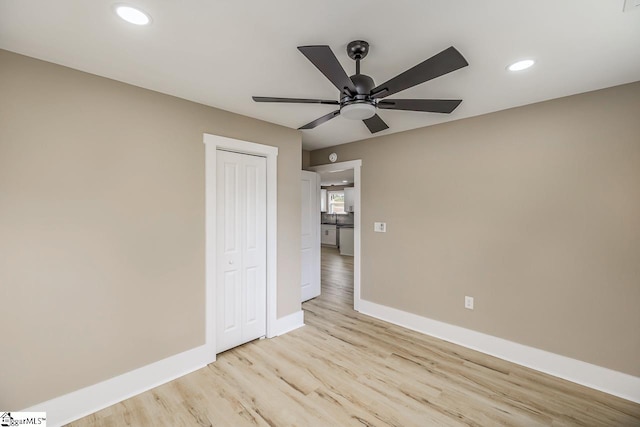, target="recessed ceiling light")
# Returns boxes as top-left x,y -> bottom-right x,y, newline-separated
342,180 -> 348,183
507,59 -> 535,72
115,5 -> 151,25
